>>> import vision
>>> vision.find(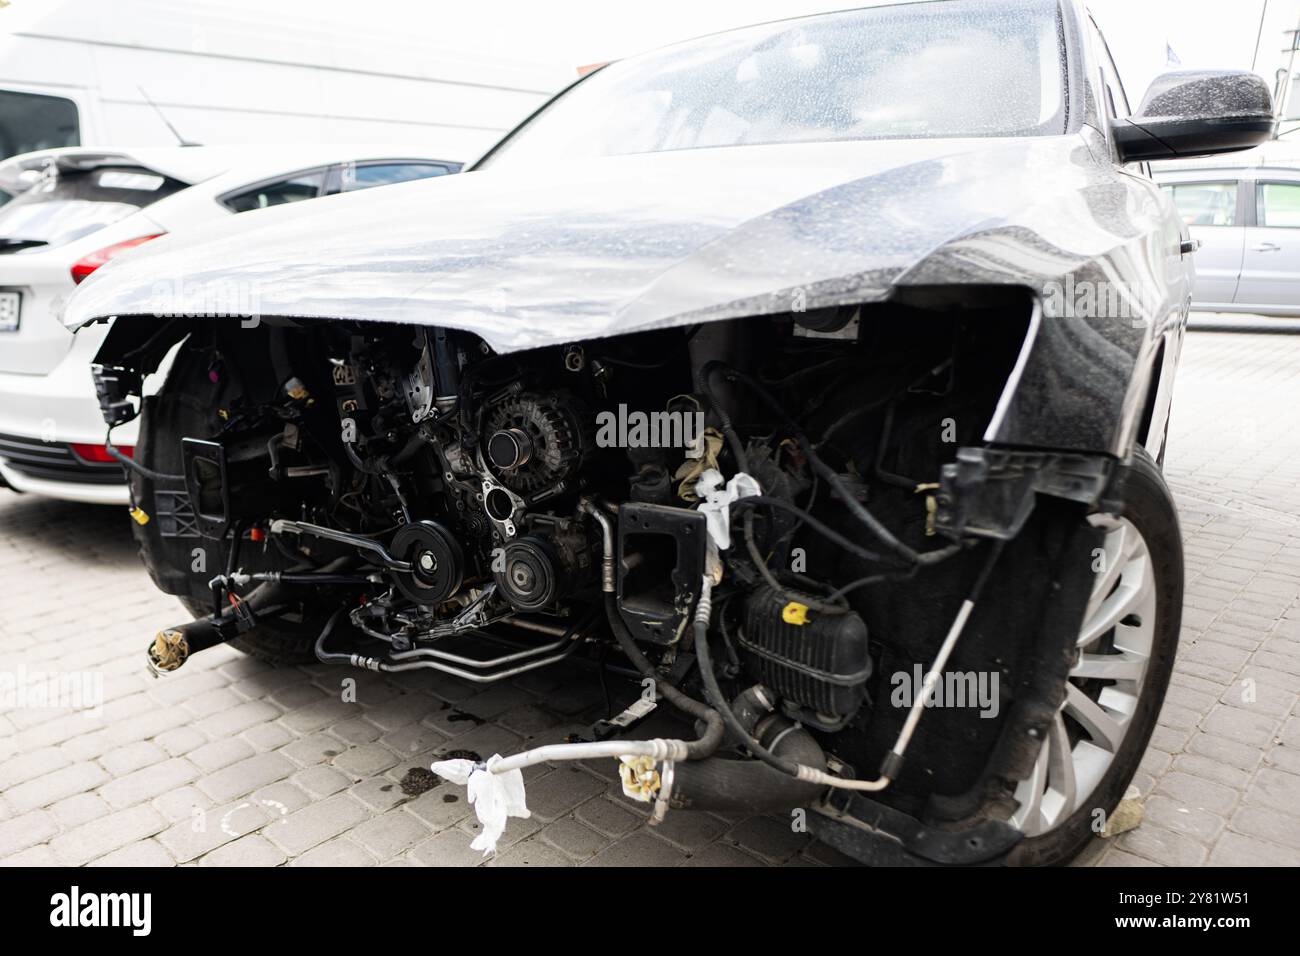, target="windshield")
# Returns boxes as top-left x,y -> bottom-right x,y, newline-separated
482,0 -> 1066,171
0,165 -> 185,250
